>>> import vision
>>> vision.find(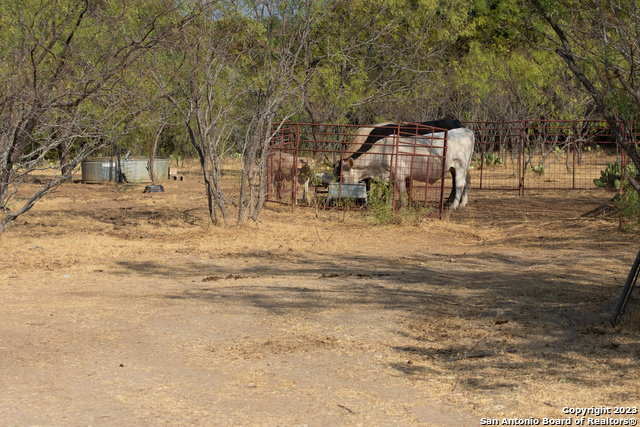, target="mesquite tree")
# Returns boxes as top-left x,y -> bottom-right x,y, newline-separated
155,17 -> 244,226
0,0 -> 197,234
156,0 -> 316,226
531,0 -> 640,192
237,0 -> 316,224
